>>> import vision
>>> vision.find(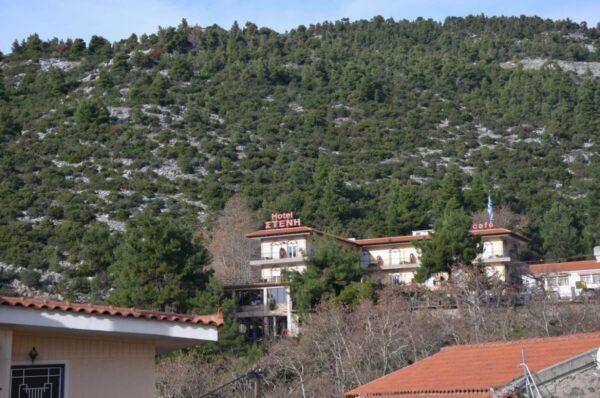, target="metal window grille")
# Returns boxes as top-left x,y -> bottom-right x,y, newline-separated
11,365 -> 64,398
